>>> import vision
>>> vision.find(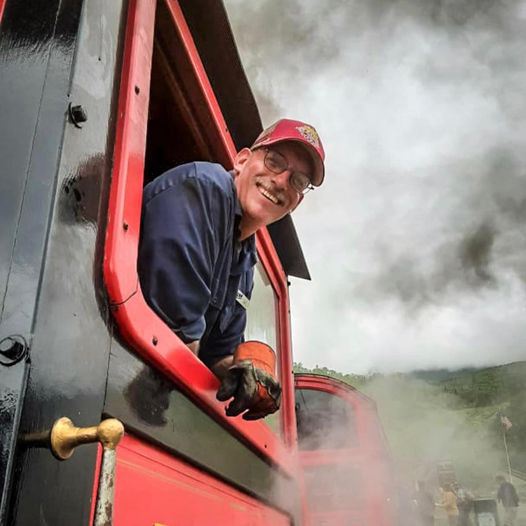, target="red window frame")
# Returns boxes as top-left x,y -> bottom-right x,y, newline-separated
294,374 -> 391,453
103,0 -> 297,472
294,375 -> 397,526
